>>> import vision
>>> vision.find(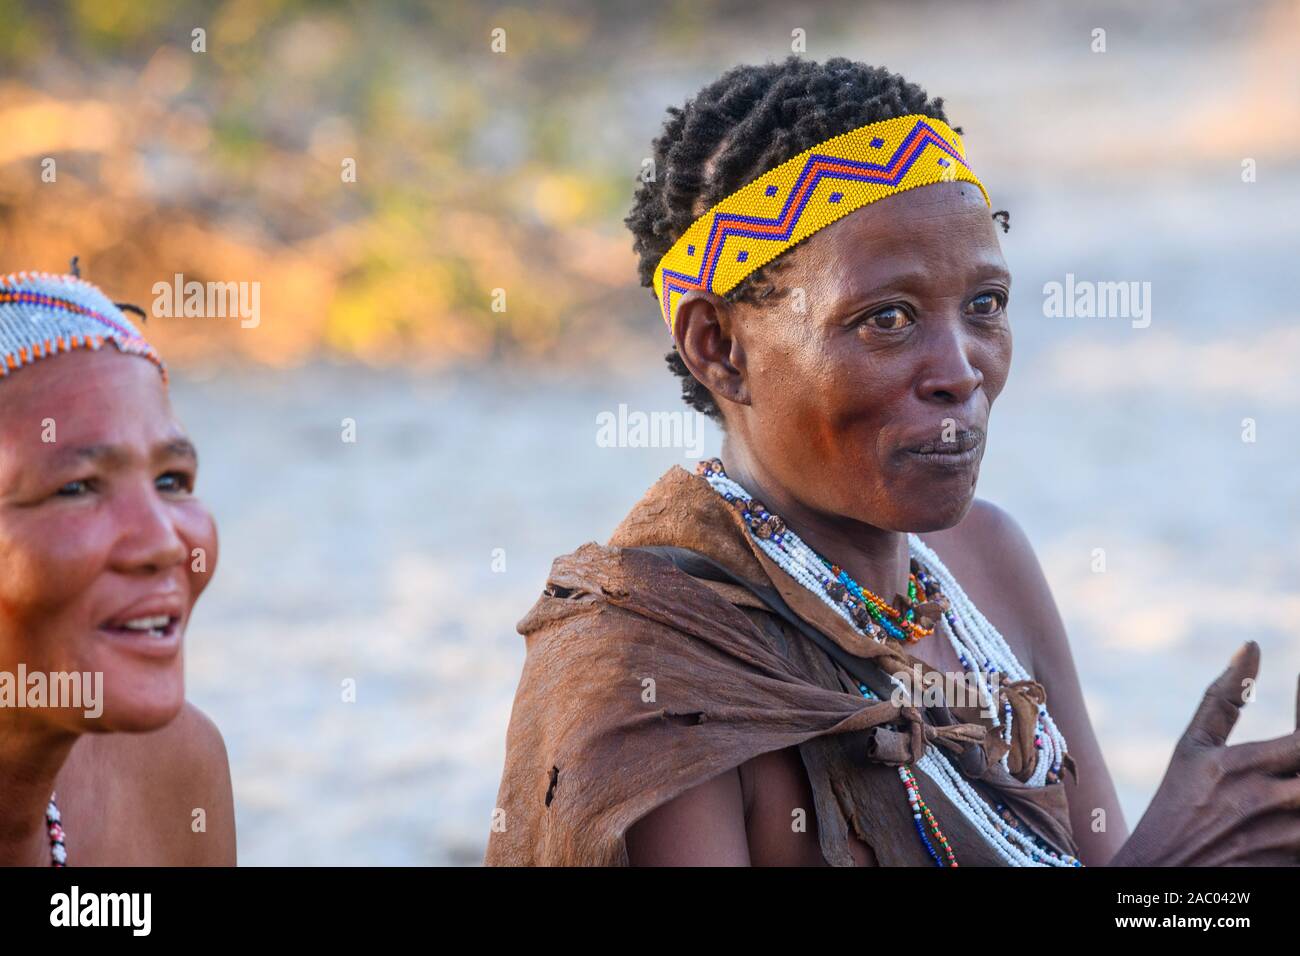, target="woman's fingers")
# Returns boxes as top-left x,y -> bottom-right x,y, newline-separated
1179,641 -> 1260,751
1226,730 -> 1300,777
1226,672 -> 1300,776
1267,775 -> 1300,813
